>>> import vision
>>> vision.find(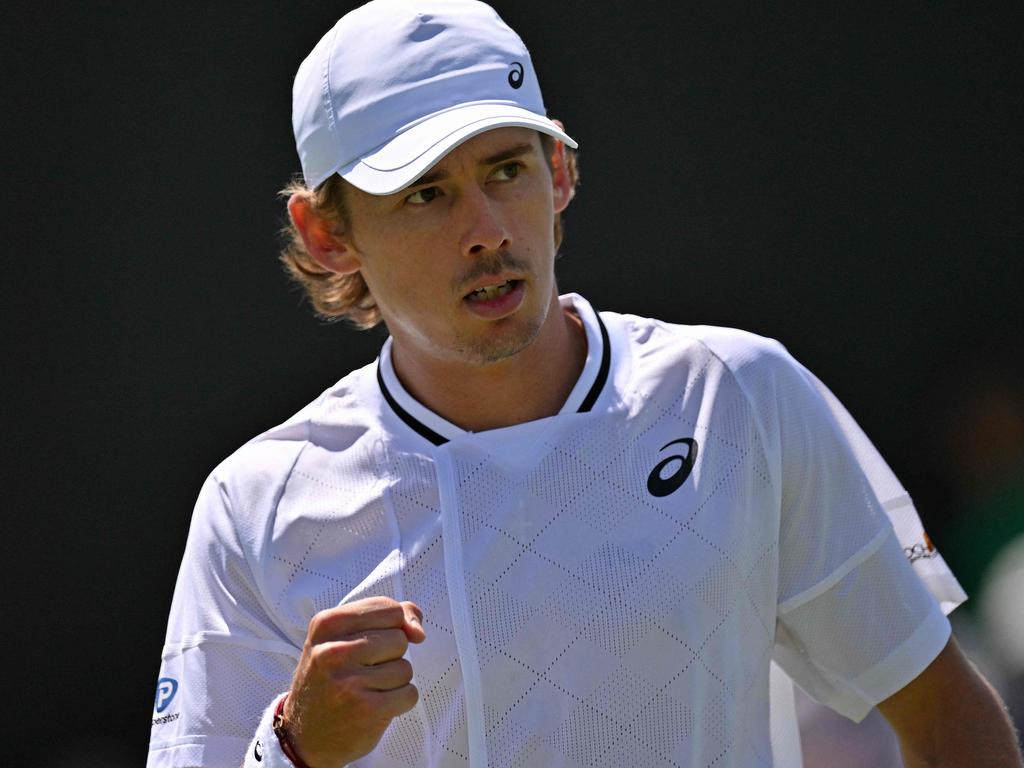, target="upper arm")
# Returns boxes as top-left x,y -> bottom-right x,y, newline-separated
148,470 -> 300,767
